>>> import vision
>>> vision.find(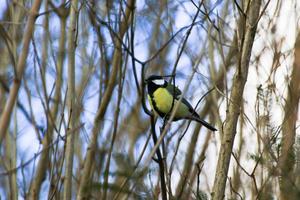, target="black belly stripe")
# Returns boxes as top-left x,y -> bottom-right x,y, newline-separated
149,93 -> 167,118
